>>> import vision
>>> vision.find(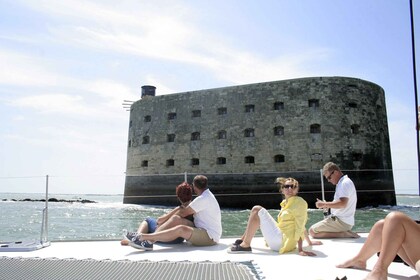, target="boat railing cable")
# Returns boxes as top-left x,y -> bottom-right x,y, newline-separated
409,0 -> 420,196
